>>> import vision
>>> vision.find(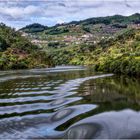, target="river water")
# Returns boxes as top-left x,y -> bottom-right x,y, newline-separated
0,66 -> 140,139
